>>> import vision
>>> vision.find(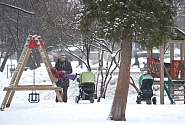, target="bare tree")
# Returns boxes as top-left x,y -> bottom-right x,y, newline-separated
0,1 -> 44,71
